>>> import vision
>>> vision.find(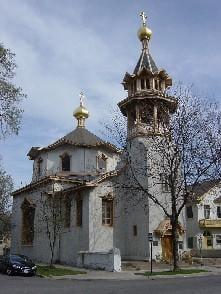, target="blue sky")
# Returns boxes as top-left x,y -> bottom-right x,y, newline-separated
0,0 -> 221,188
